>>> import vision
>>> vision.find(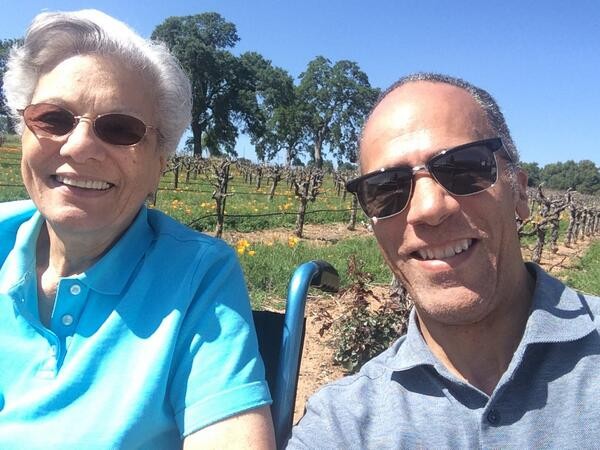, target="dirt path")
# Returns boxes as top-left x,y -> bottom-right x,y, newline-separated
222,224 -> 596,423
221,221 -> 373,246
